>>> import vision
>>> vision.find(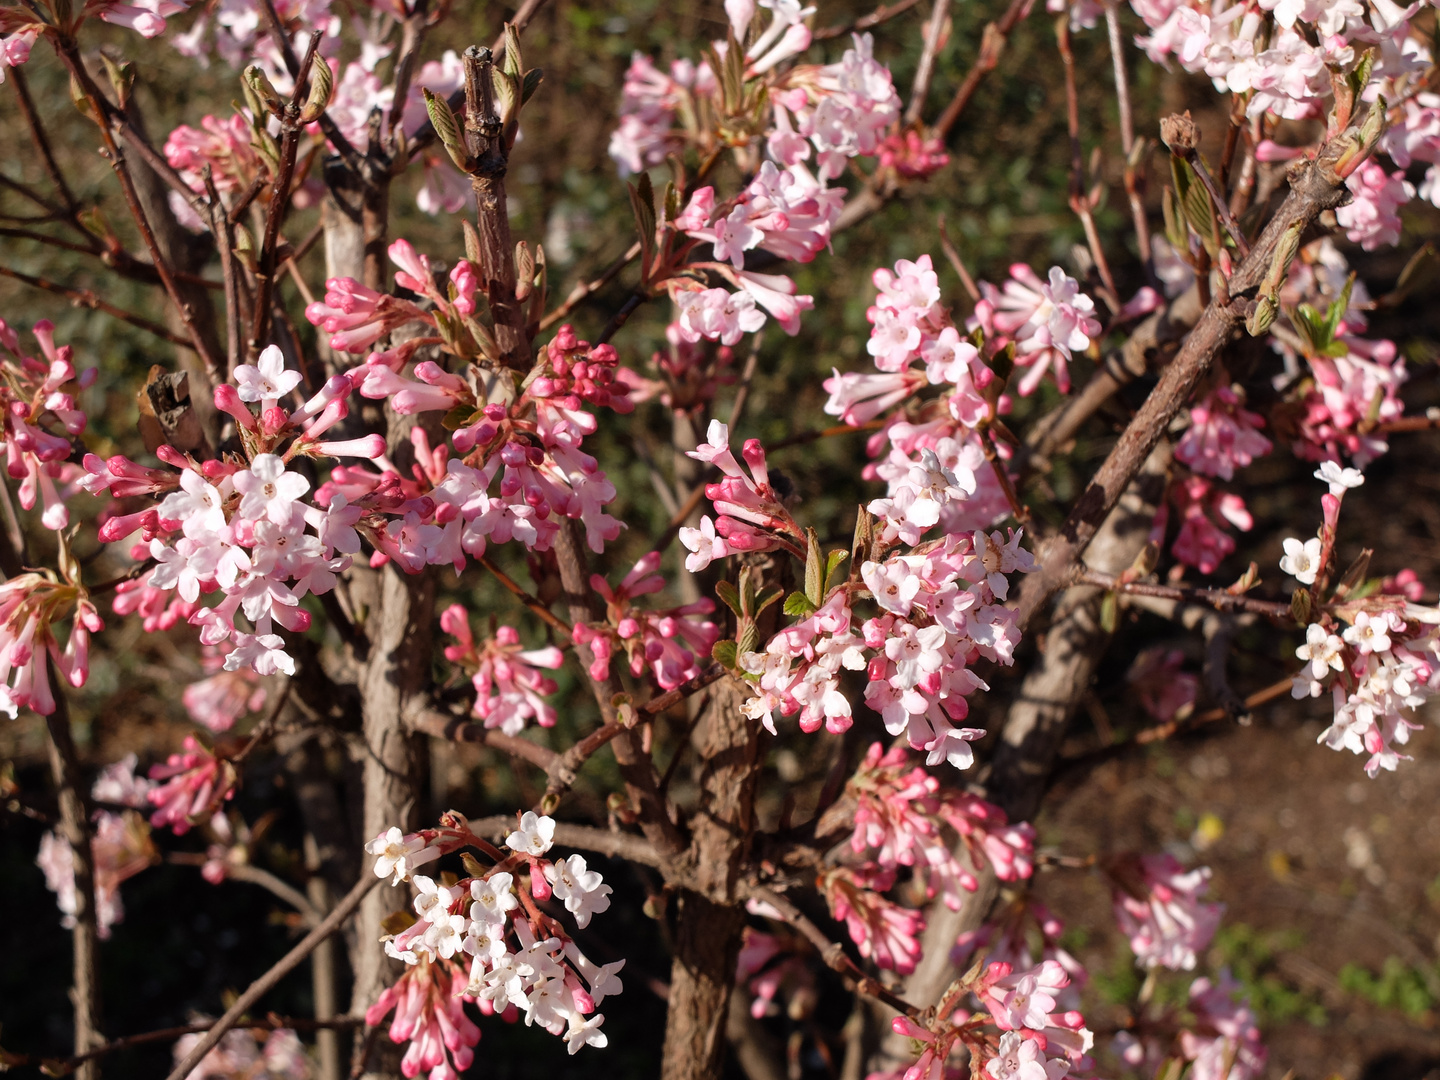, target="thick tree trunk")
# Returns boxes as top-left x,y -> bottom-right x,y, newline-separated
661,678 -> 762,1080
